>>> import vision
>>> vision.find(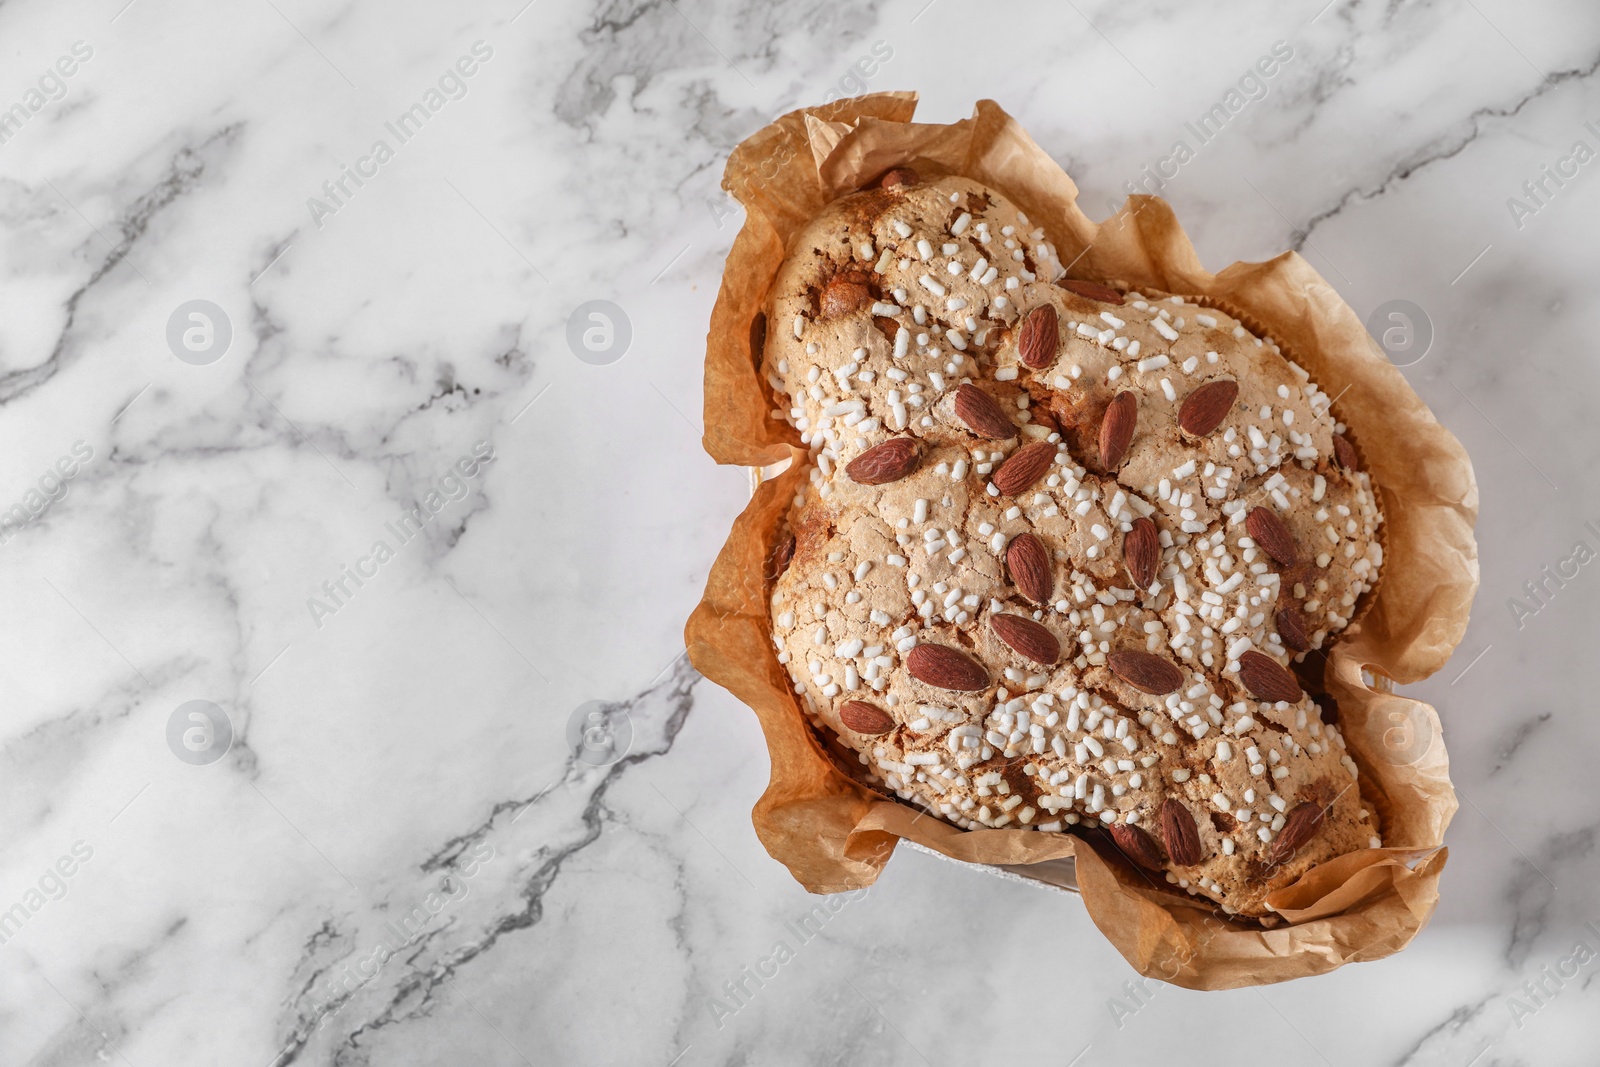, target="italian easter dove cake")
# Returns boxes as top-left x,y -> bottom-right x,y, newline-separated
759,168 -> 1385,917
